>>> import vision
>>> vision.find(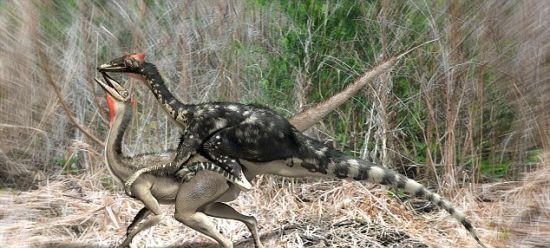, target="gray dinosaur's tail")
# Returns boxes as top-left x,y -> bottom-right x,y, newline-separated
324,152 -> 487,247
